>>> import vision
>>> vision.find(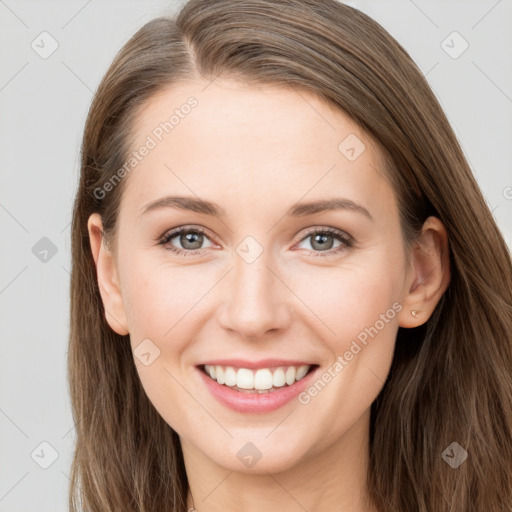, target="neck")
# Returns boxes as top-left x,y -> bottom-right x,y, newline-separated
182,409 -> 377,512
